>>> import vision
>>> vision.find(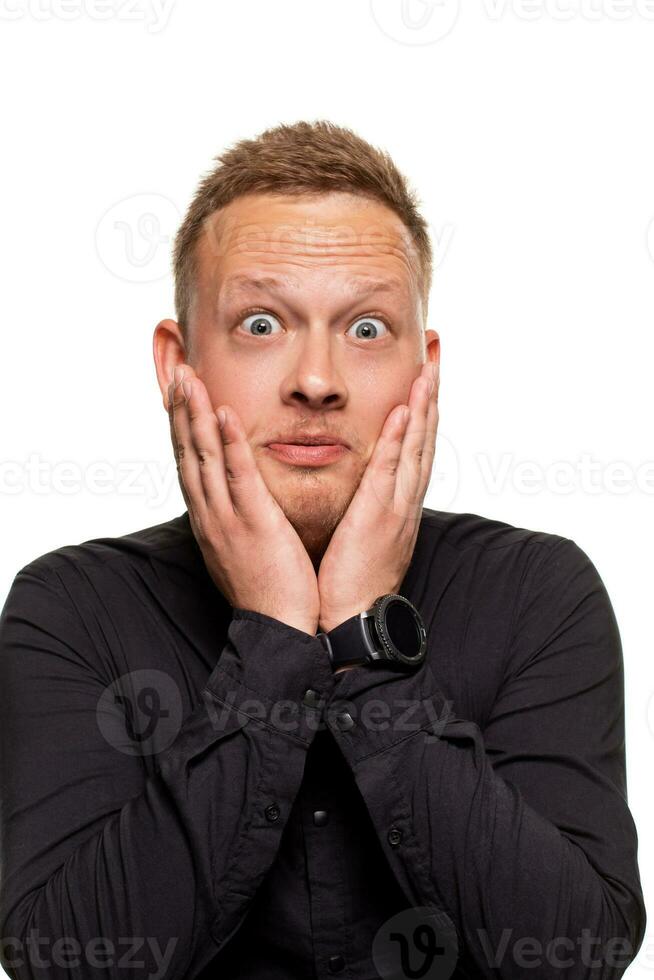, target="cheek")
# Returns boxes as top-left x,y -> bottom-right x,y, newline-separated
342,378 -> 405,466
356,368 -> 413,426
201,367 -> 275,435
